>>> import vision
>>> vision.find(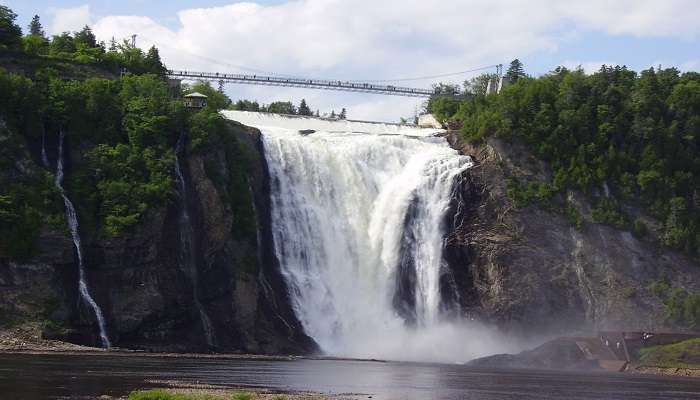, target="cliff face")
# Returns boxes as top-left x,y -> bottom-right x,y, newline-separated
444,133 -> 700,337
0,121 -> 316,354
4,117 -> 699,353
